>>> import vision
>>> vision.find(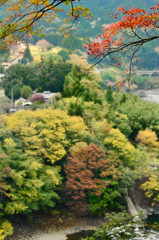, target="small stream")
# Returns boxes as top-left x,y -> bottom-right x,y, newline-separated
32,228 -> 159,240
32,229 -> 94,240
134,88 -> 159,103
66,230 -> 94,240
